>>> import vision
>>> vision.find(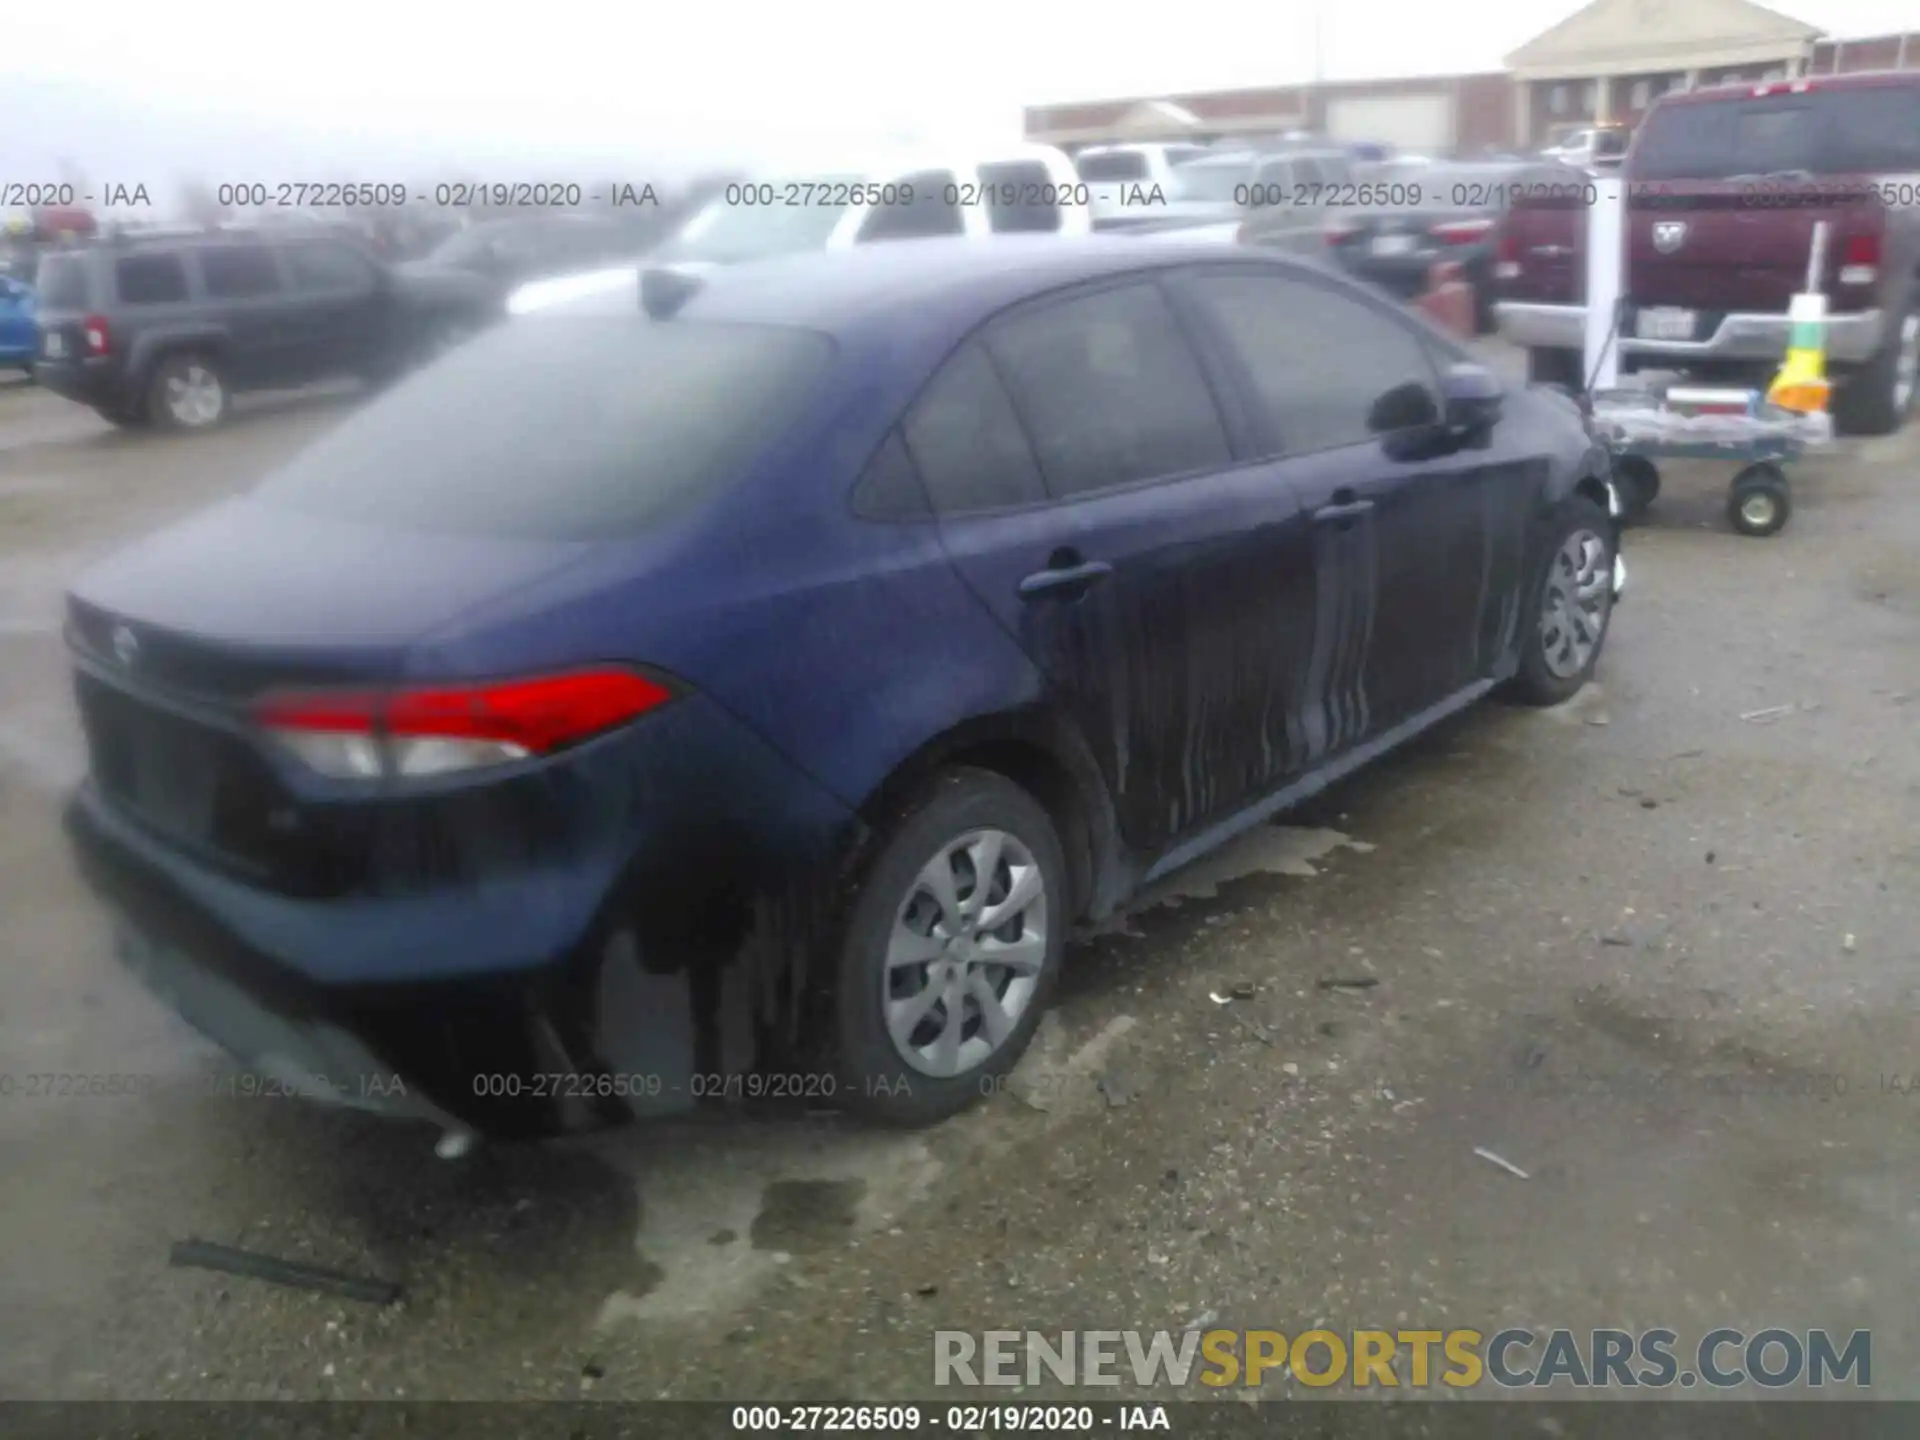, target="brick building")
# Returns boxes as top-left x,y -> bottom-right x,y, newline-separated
1022,0 -> 1919,156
